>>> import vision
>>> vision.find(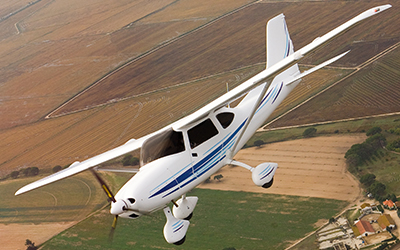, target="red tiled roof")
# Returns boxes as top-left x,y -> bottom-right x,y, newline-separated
383,200 -> 395,208
355,220 -> 374,235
